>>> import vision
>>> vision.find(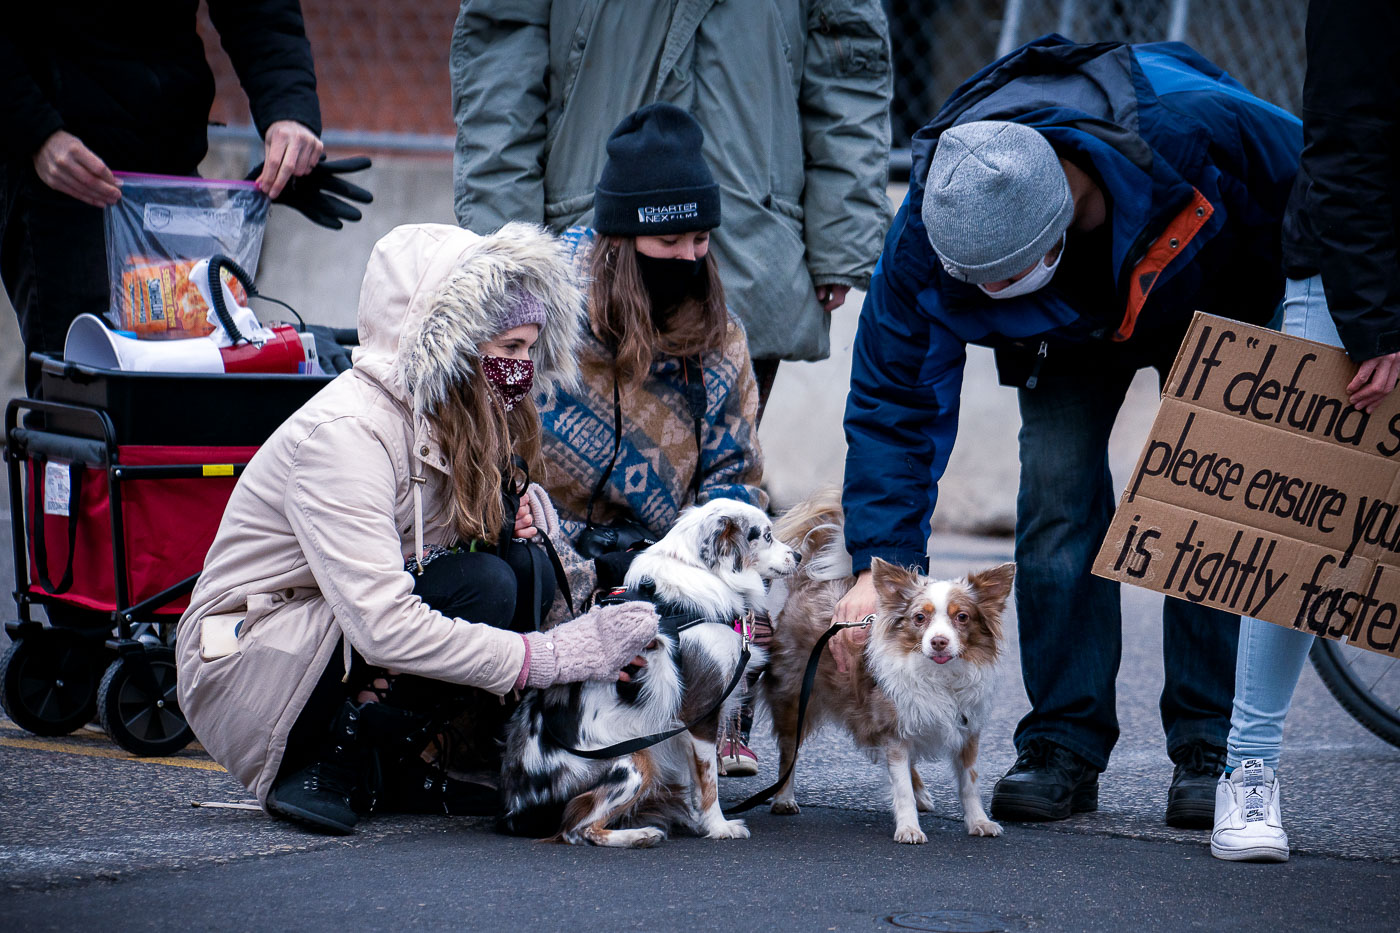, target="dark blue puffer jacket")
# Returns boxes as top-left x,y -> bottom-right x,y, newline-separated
842,36 -> 1301,573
